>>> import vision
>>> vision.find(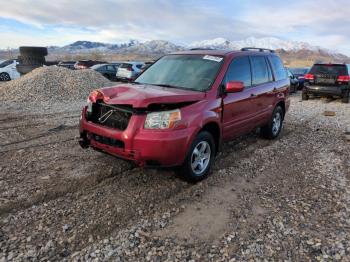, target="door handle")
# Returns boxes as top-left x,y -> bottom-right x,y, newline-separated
250,93 -> 257,97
